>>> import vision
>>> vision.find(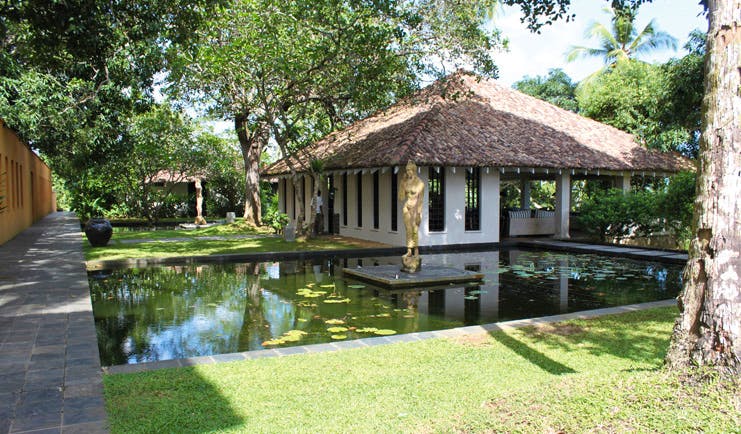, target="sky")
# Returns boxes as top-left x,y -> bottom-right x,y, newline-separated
492,0 -> 708,86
